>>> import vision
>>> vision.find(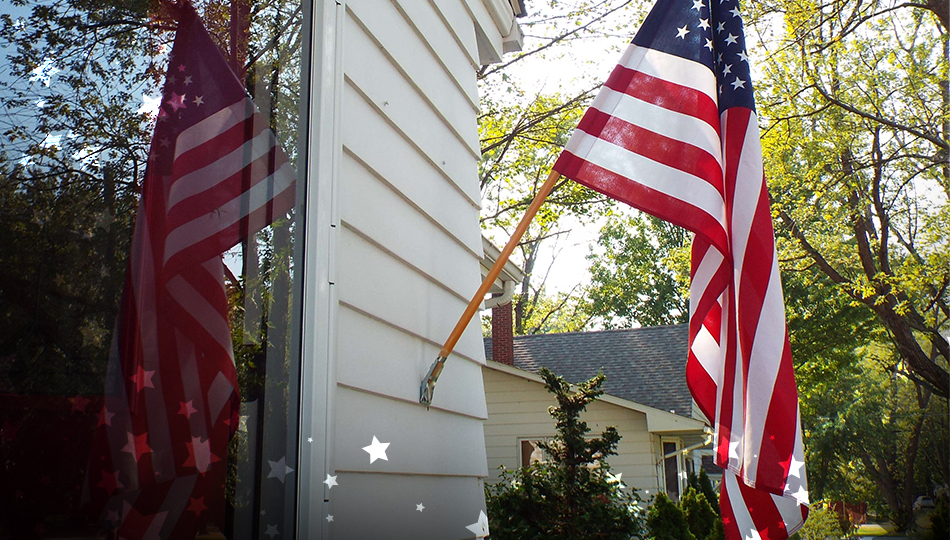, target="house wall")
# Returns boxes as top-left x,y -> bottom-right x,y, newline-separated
297,1 -> 520,539
482,367 -> 663,500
